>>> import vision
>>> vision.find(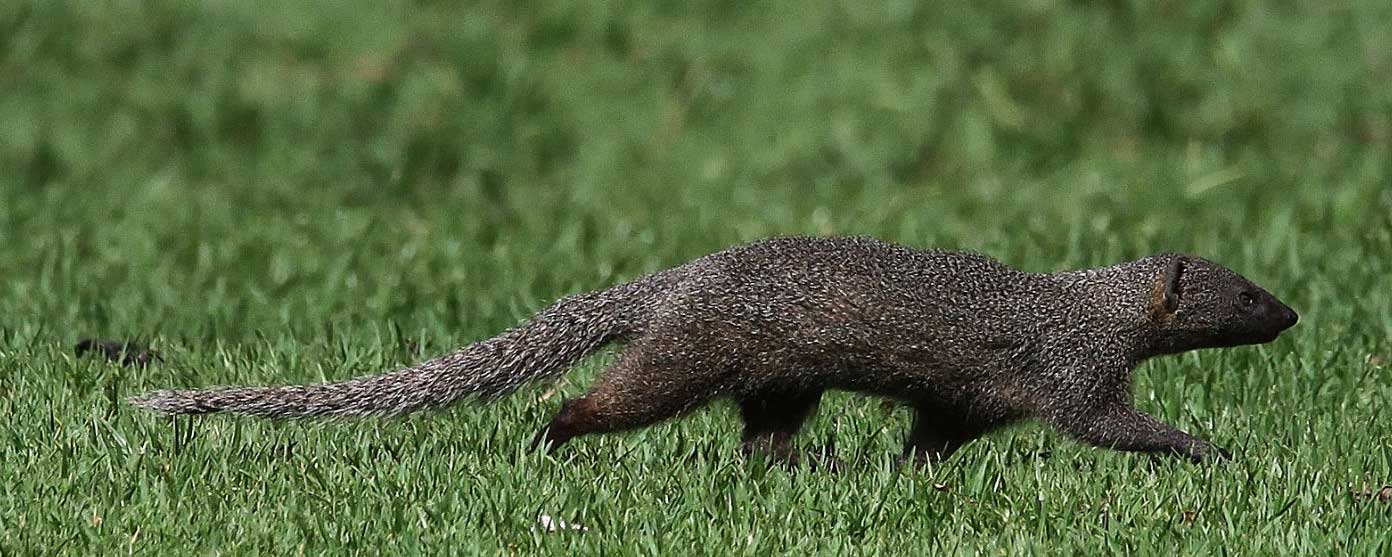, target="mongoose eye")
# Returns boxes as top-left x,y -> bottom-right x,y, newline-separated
1238,292 -> 1255,307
